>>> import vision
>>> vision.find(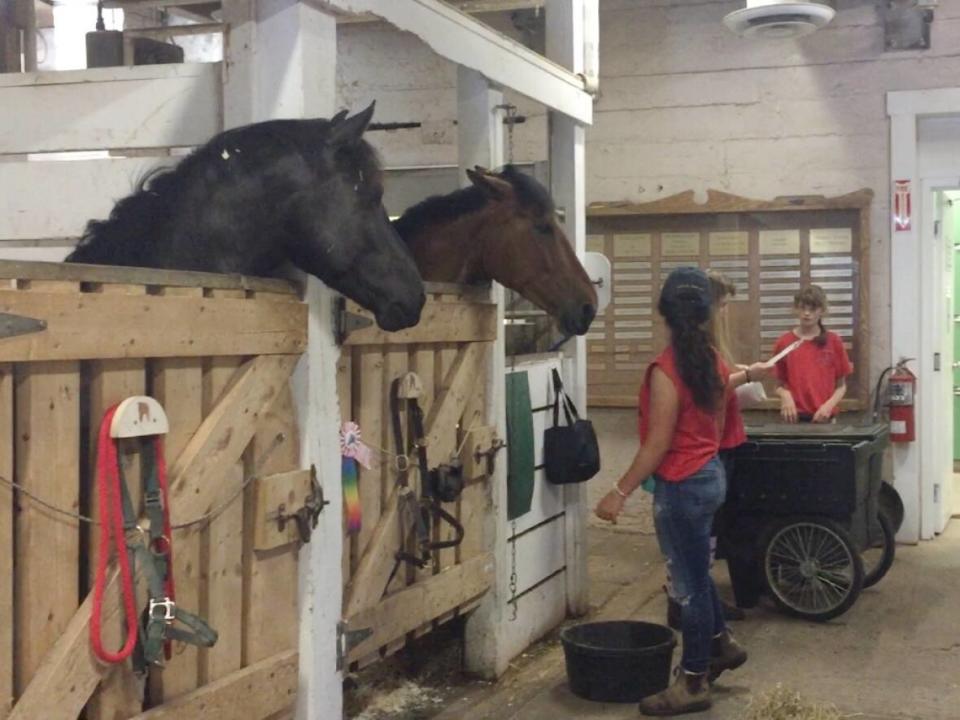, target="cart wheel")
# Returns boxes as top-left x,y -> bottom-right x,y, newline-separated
862,510 -> 895,589
761,516 -> 864,622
